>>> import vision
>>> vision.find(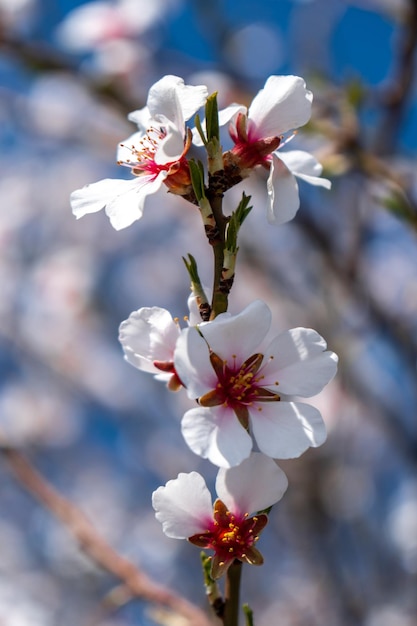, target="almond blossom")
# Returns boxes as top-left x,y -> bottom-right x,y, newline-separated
70,75 -> 208,230
174,300 -> 338,467
119,306 -> 183,390
118,293 -> 206,390
152,453 -> 288,579
56,0 -> 172,52
220,75 -> 331,224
